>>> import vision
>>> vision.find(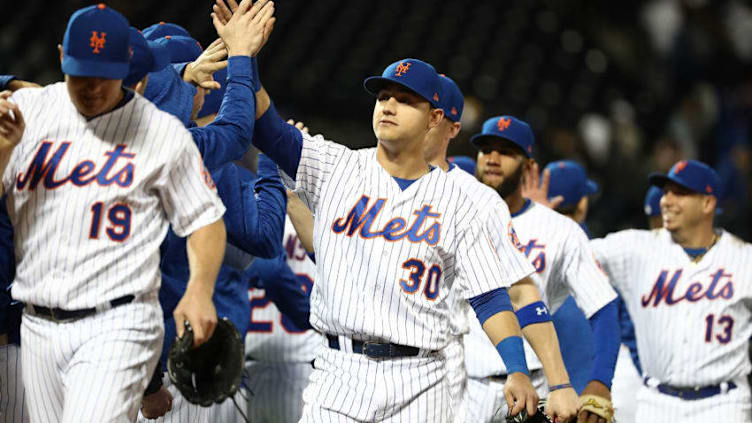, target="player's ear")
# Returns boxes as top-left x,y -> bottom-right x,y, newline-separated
449,121 -> 461,138
703,195 -> 717,215
58,44 -> 63,64
428,107 -> 444,129
134,74 -> 149,96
